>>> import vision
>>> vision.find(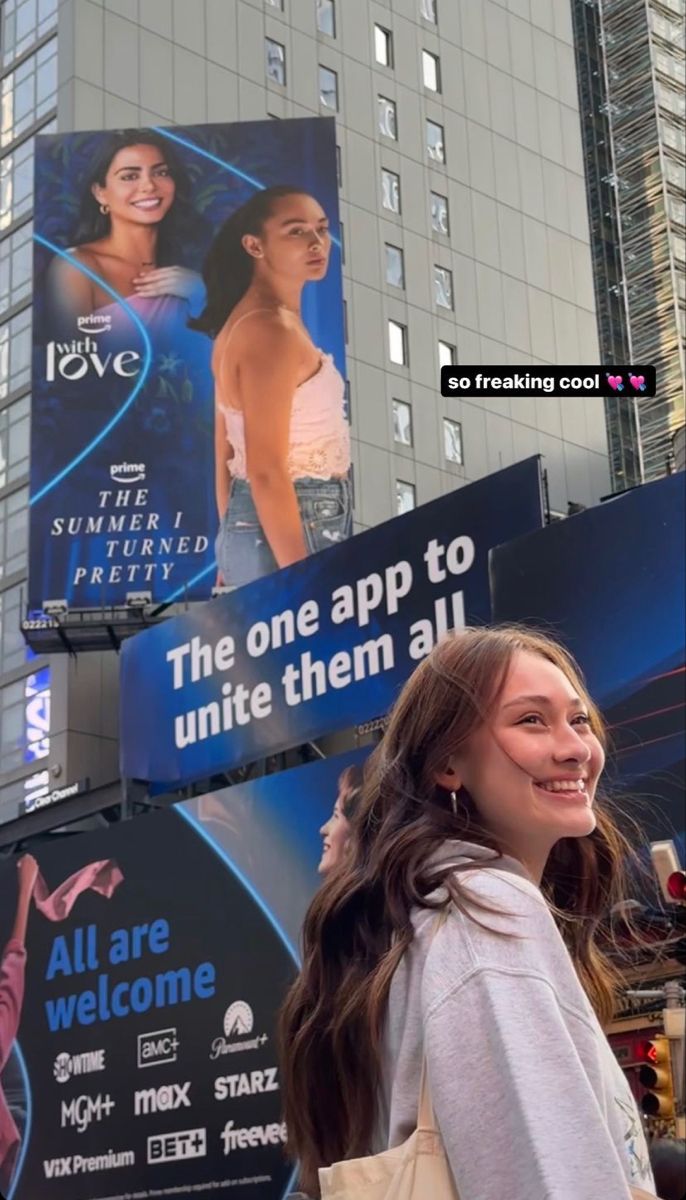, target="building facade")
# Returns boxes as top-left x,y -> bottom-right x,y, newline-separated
0,0 -> 614,823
